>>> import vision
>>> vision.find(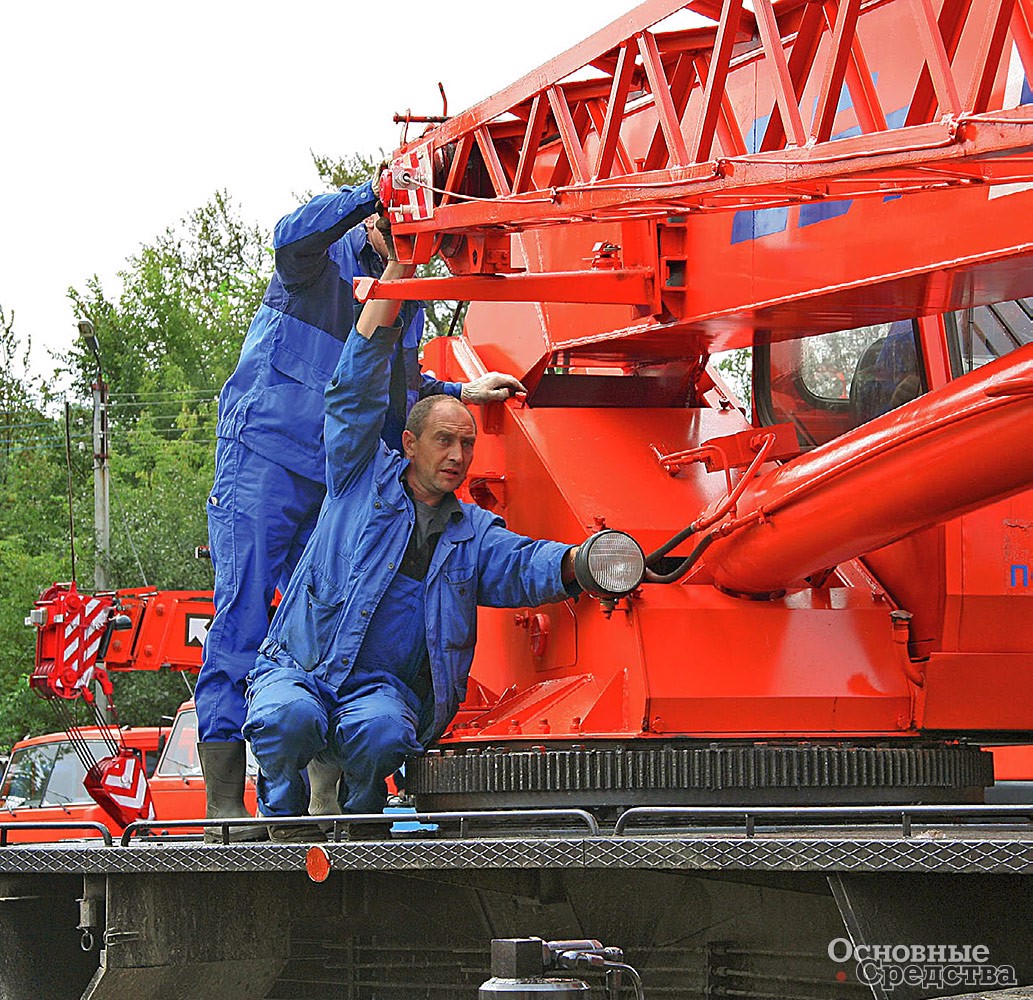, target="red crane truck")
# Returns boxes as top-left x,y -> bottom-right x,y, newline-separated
2,1 -> 1033,997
